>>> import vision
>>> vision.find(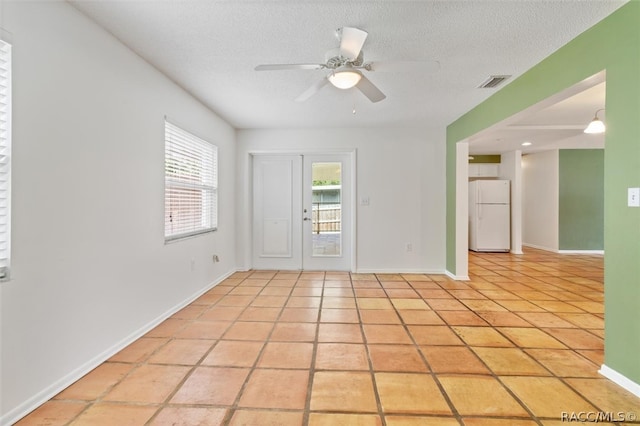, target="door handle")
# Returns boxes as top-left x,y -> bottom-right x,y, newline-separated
303,217 -> 310,221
